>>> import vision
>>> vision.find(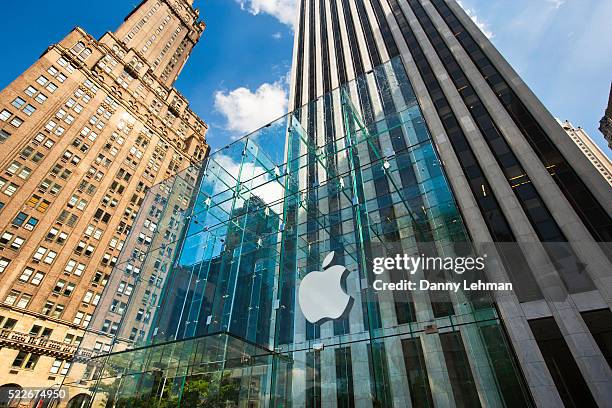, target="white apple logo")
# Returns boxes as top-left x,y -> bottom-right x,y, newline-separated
298,251 -> 353,324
